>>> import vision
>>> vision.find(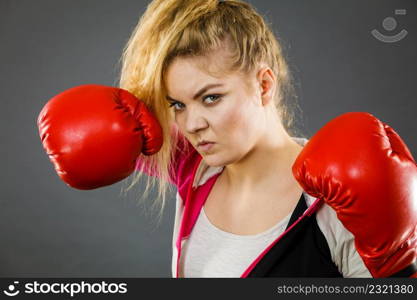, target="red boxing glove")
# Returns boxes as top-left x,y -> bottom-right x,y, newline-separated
292,112 -> 417,277
37,84 -> 163,190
